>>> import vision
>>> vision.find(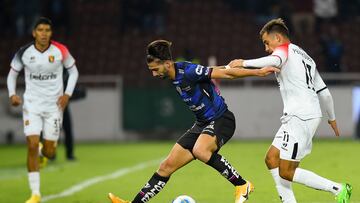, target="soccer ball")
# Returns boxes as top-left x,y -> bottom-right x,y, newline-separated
172,195 -> 196,203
